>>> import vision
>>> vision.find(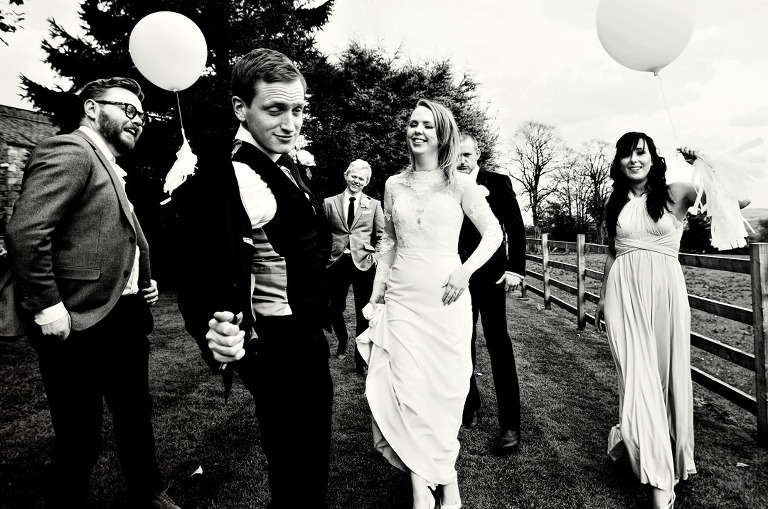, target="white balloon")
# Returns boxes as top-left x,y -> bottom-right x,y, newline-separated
596,0 -> 697,73
129,11 -> 207,92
